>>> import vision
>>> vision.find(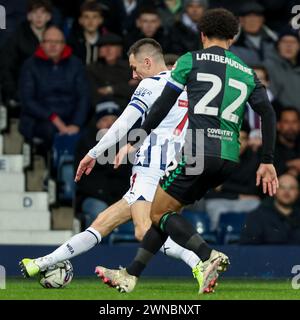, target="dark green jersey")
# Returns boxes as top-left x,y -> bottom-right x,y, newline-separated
170,46 -> 257,162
